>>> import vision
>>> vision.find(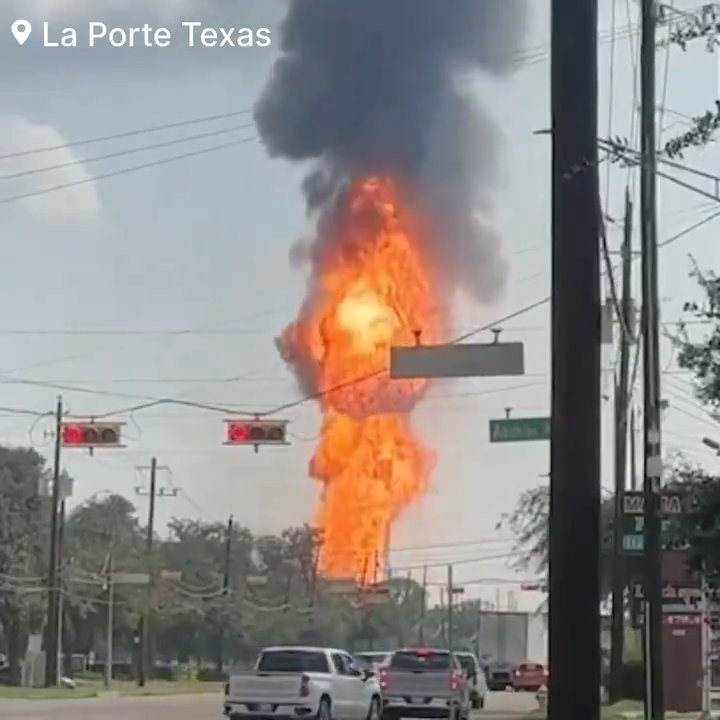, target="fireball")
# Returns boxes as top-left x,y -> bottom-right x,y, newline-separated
279,176 -> 448,579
